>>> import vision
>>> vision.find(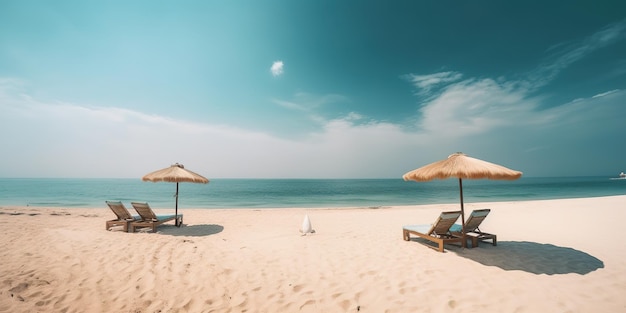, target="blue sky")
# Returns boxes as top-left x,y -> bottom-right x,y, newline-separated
1,1 -> 625,178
